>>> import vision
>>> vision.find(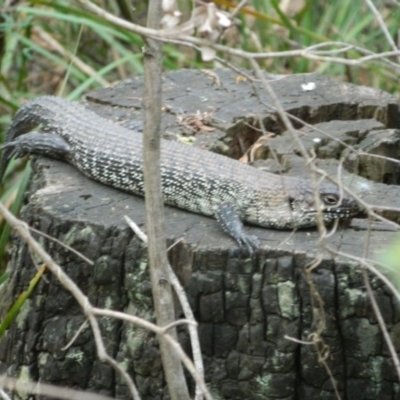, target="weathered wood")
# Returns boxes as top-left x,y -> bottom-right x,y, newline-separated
1,69 -> 400,399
